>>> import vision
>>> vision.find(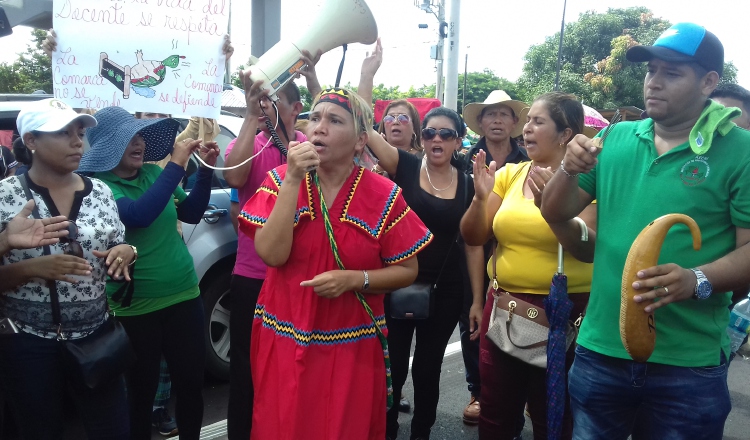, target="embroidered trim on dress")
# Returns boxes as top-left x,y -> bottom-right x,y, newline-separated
254,304 -> 387,347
